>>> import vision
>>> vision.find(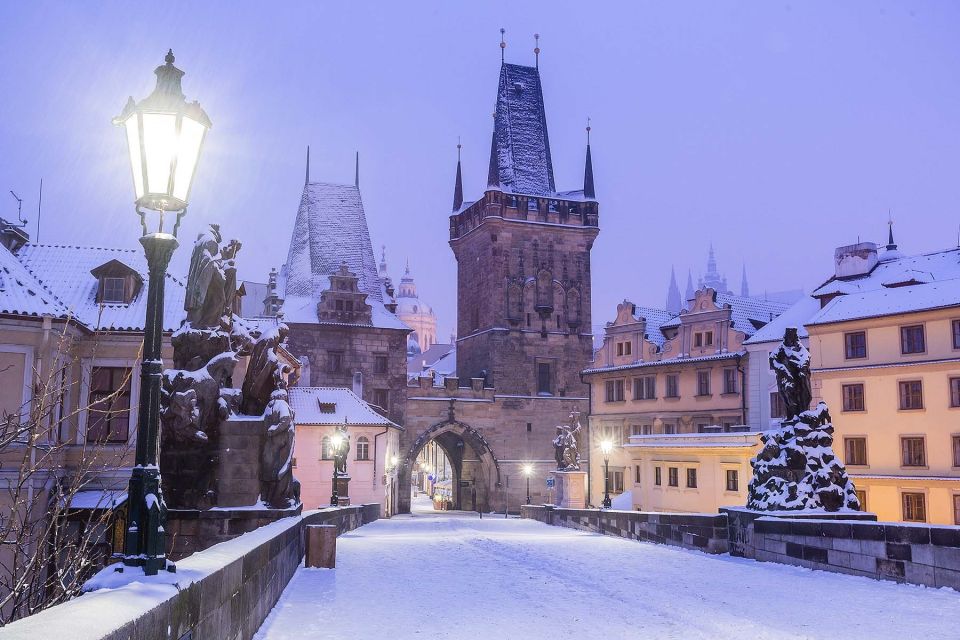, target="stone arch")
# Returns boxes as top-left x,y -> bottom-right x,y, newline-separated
397,419 -> 503,514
